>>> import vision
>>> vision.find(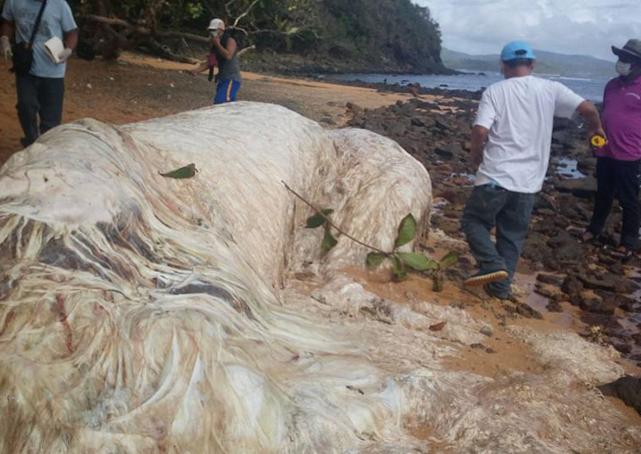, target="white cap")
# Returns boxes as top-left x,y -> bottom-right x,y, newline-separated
207,18 -> 225,31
